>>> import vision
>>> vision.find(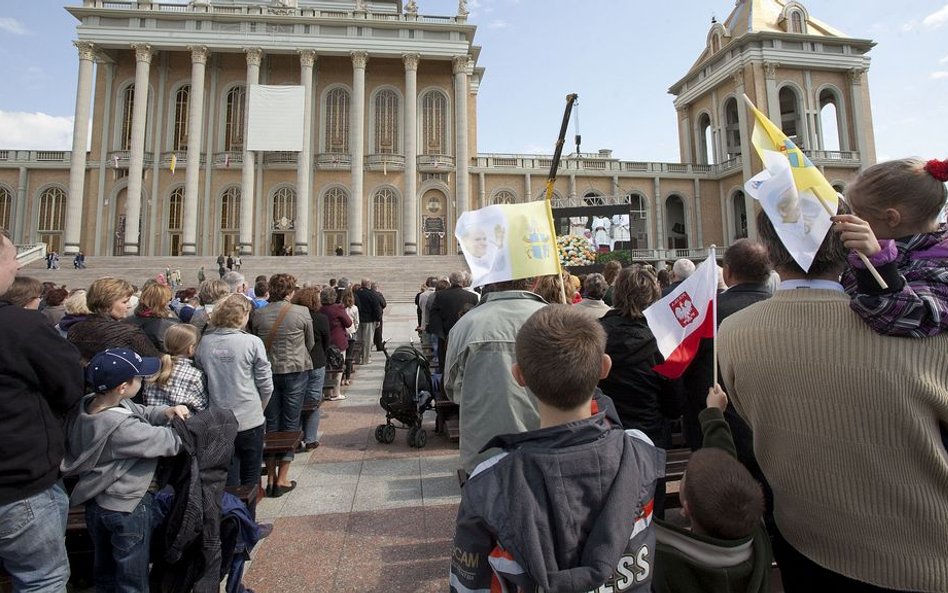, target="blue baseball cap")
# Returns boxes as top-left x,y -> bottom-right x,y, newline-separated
87,348 -> 161,392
